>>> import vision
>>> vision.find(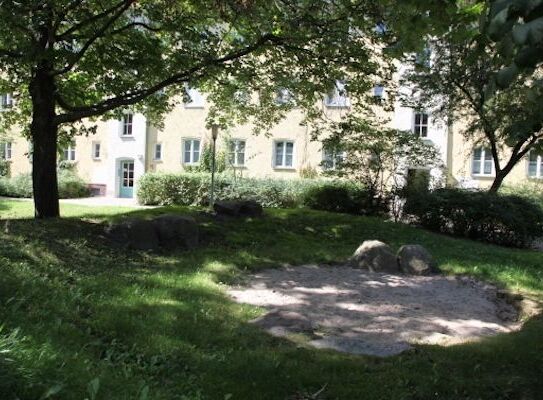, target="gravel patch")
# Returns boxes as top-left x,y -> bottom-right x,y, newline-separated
228,264 -> 522,357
